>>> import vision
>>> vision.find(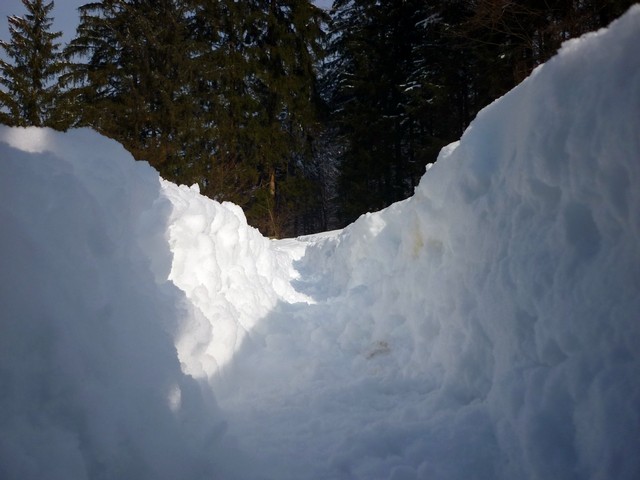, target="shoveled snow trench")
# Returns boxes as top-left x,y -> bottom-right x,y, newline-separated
0,6 -> 639,480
